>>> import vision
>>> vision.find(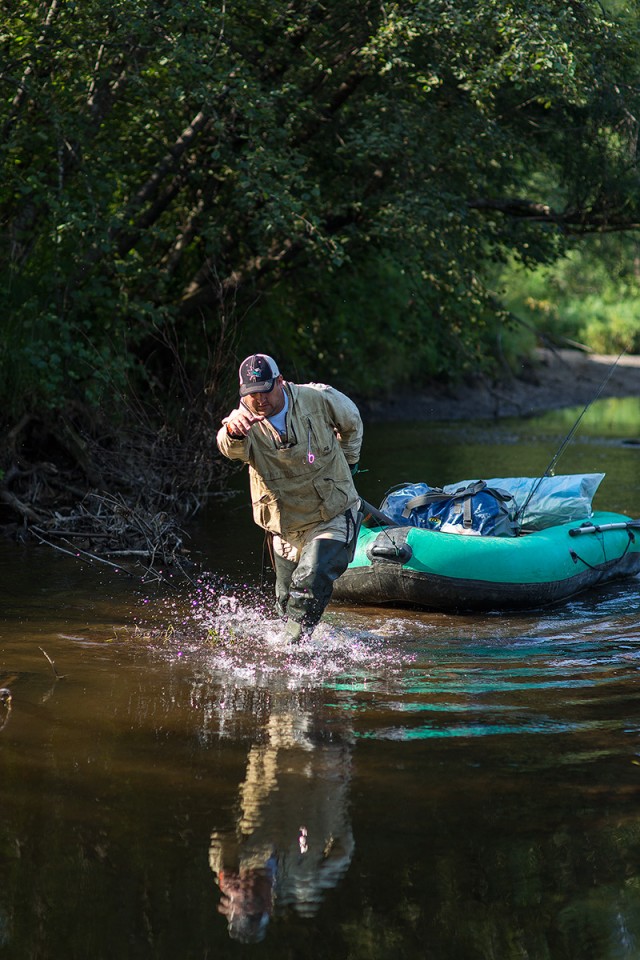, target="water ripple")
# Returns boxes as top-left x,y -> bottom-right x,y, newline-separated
134,570 -> 640,743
